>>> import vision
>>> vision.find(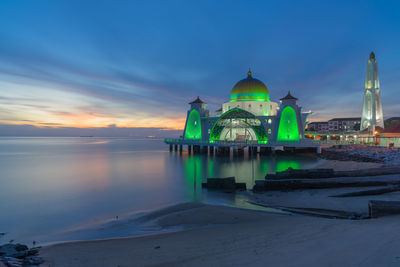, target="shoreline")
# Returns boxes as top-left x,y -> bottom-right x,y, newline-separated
39,158 -> 400,266
39,202 -> 400,267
